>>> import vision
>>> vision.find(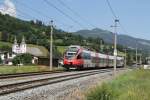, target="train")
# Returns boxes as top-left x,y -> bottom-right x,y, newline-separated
63,45 -> 124,70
